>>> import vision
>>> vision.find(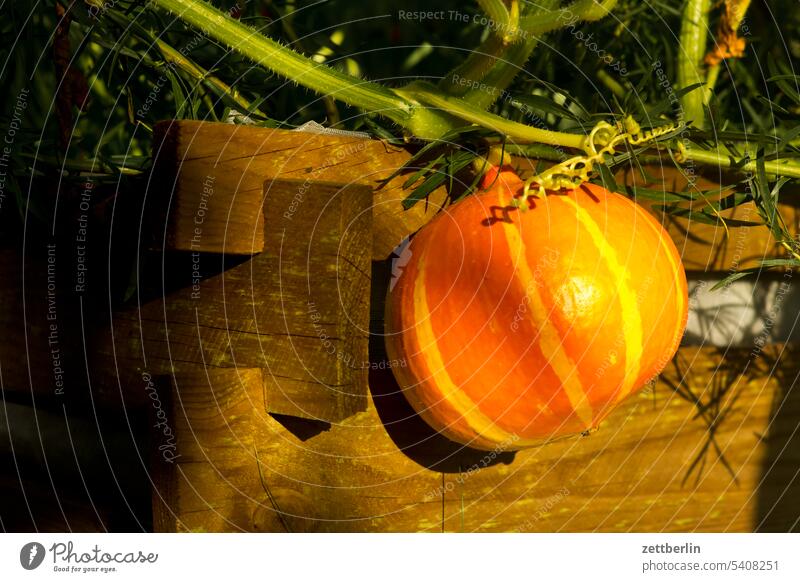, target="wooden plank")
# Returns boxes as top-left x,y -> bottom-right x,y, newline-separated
154,120 -> 447,261
260,180 -> 372,419
165,170 -> 263,255
153,344 -> 800,532
88,179 -> 373,422
158,120 -> 796,269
